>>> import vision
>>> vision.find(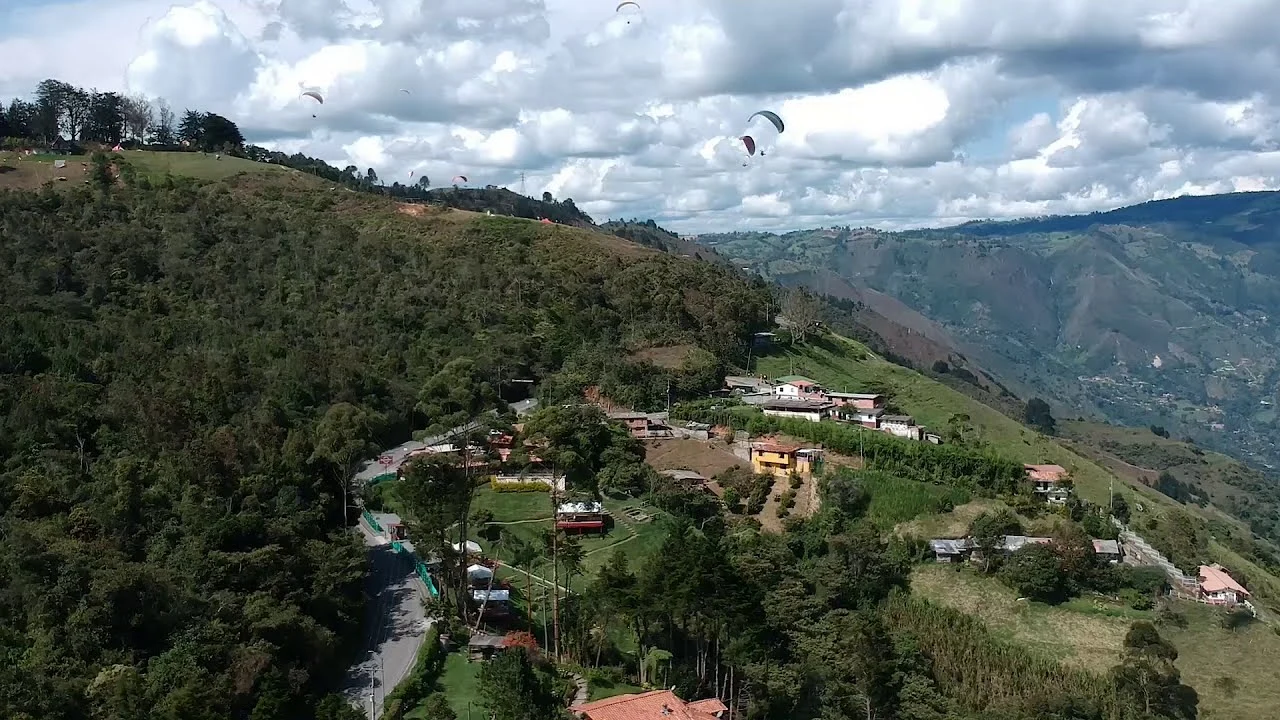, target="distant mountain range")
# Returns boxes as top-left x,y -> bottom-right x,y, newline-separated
696,191 -> 1280,471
